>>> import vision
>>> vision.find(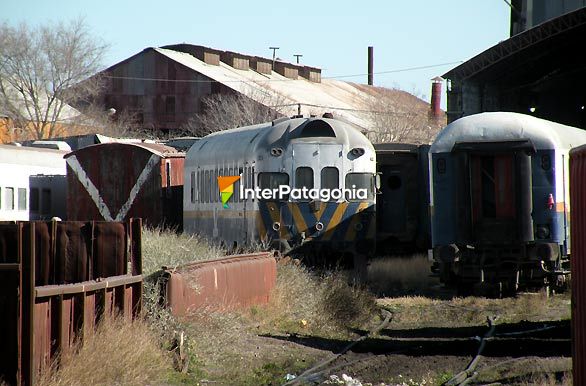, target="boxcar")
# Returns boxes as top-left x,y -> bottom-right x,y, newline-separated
430,112 -> 586,295
65,143 -> 185,228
